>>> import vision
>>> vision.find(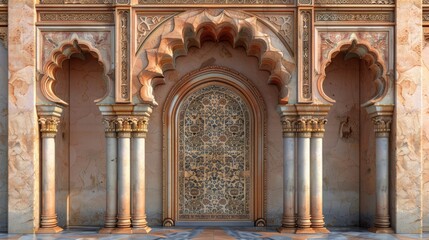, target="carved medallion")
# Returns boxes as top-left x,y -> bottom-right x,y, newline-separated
178,85 -> 251,221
